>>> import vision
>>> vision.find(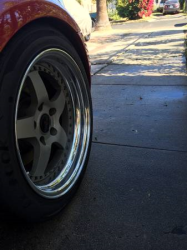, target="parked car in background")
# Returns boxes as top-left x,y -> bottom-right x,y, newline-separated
157,0 -> 166,12
163,0 -> 180,14
0,0 -> 92,222
90,12 -> 97,29
63,0 -> 92,41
